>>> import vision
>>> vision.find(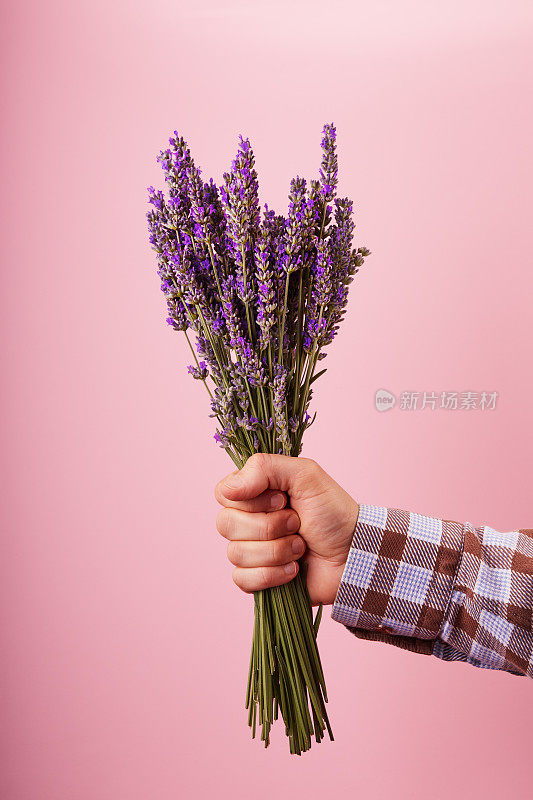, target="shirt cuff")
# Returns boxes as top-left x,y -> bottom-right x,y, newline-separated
331,504 -> 464,642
